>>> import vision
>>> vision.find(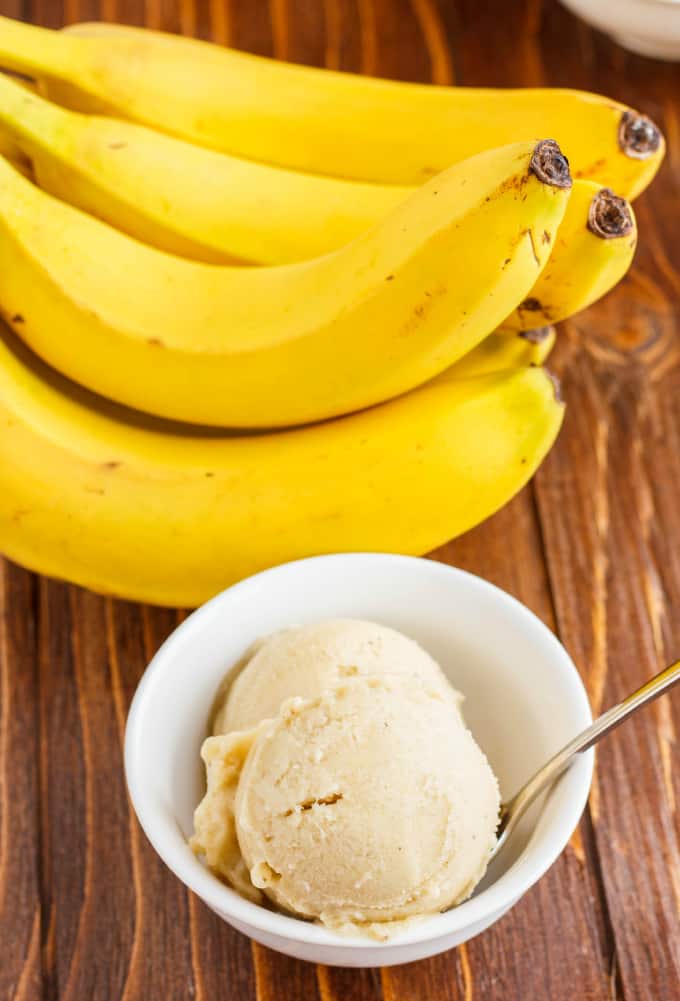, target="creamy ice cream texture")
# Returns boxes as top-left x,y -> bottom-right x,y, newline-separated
191,620 -> 500,939
213,618 -> 461,733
